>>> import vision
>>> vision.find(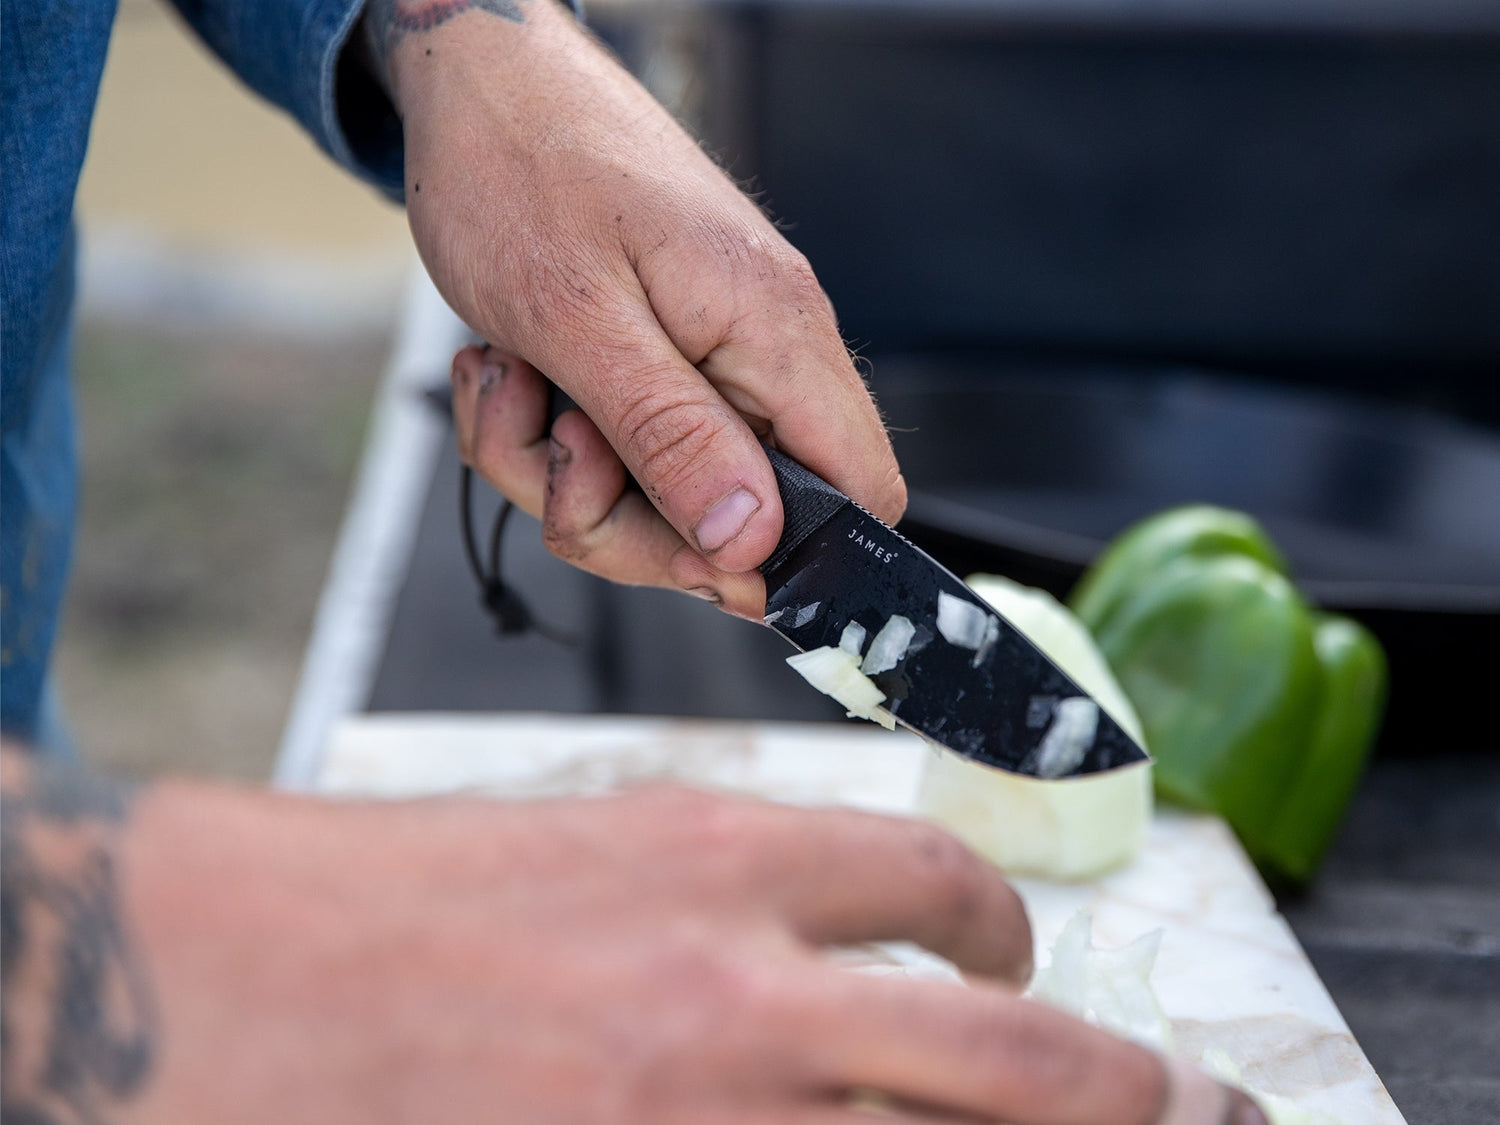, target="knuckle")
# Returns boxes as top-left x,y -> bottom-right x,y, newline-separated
662,935 -> 779,1019
972,1003 -> 1091,1102
881,464 -> 909,524
634,786 -> 753,848
608,930 -> 787,1112
911,823 -> 989,921
617,388 -> 730,498
629,783 -> 725,827
909,822 -> 1033,976
773,249 -> 833,310
637,787 -> 780,891
673,789 -> 760,854
687,212 -> 765,273
539,514 -> 589,563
